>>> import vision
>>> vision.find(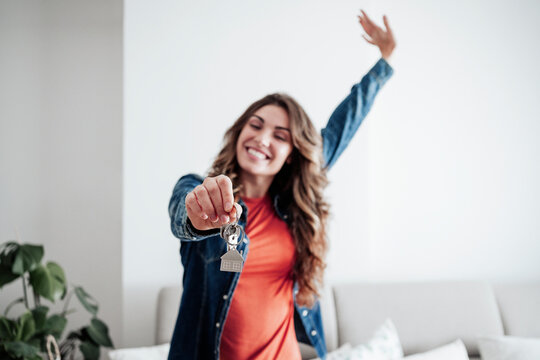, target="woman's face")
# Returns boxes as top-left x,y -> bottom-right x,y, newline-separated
236,104 -> 293,180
